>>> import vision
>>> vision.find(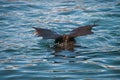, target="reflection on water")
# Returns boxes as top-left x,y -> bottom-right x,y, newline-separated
0,0 -> 120,79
